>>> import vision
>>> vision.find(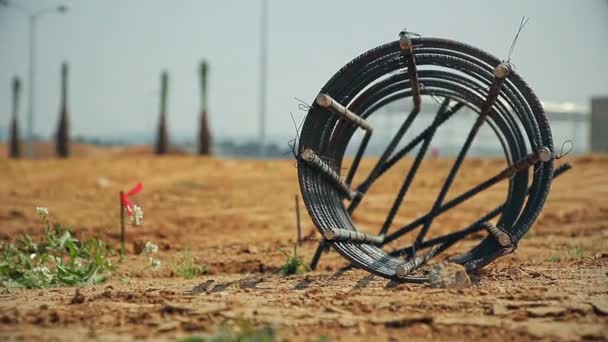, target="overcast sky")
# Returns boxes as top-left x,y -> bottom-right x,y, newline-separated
1,0 -> 607,140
